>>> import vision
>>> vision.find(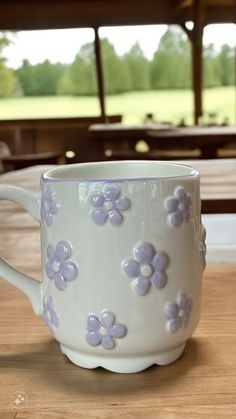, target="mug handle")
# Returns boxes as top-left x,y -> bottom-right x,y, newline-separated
0,185 -> 42,315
